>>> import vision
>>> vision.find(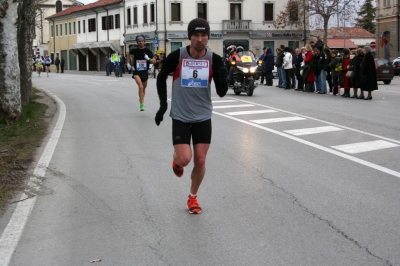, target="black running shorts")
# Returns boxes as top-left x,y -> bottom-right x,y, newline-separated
172,119 -> 212,145
132,71 -> 148,82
